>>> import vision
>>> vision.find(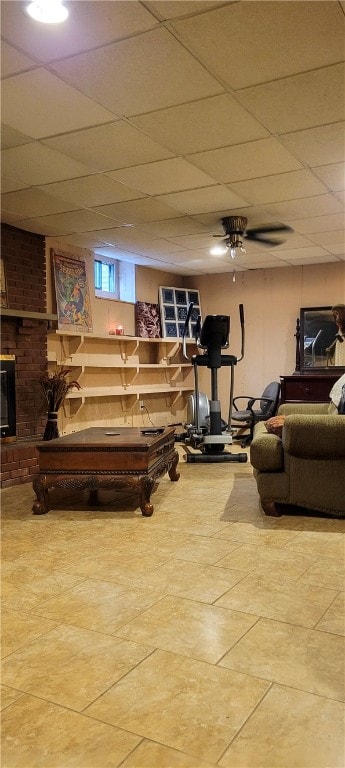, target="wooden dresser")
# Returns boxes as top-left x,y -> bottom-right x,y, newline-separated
280,373 -> 343,404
